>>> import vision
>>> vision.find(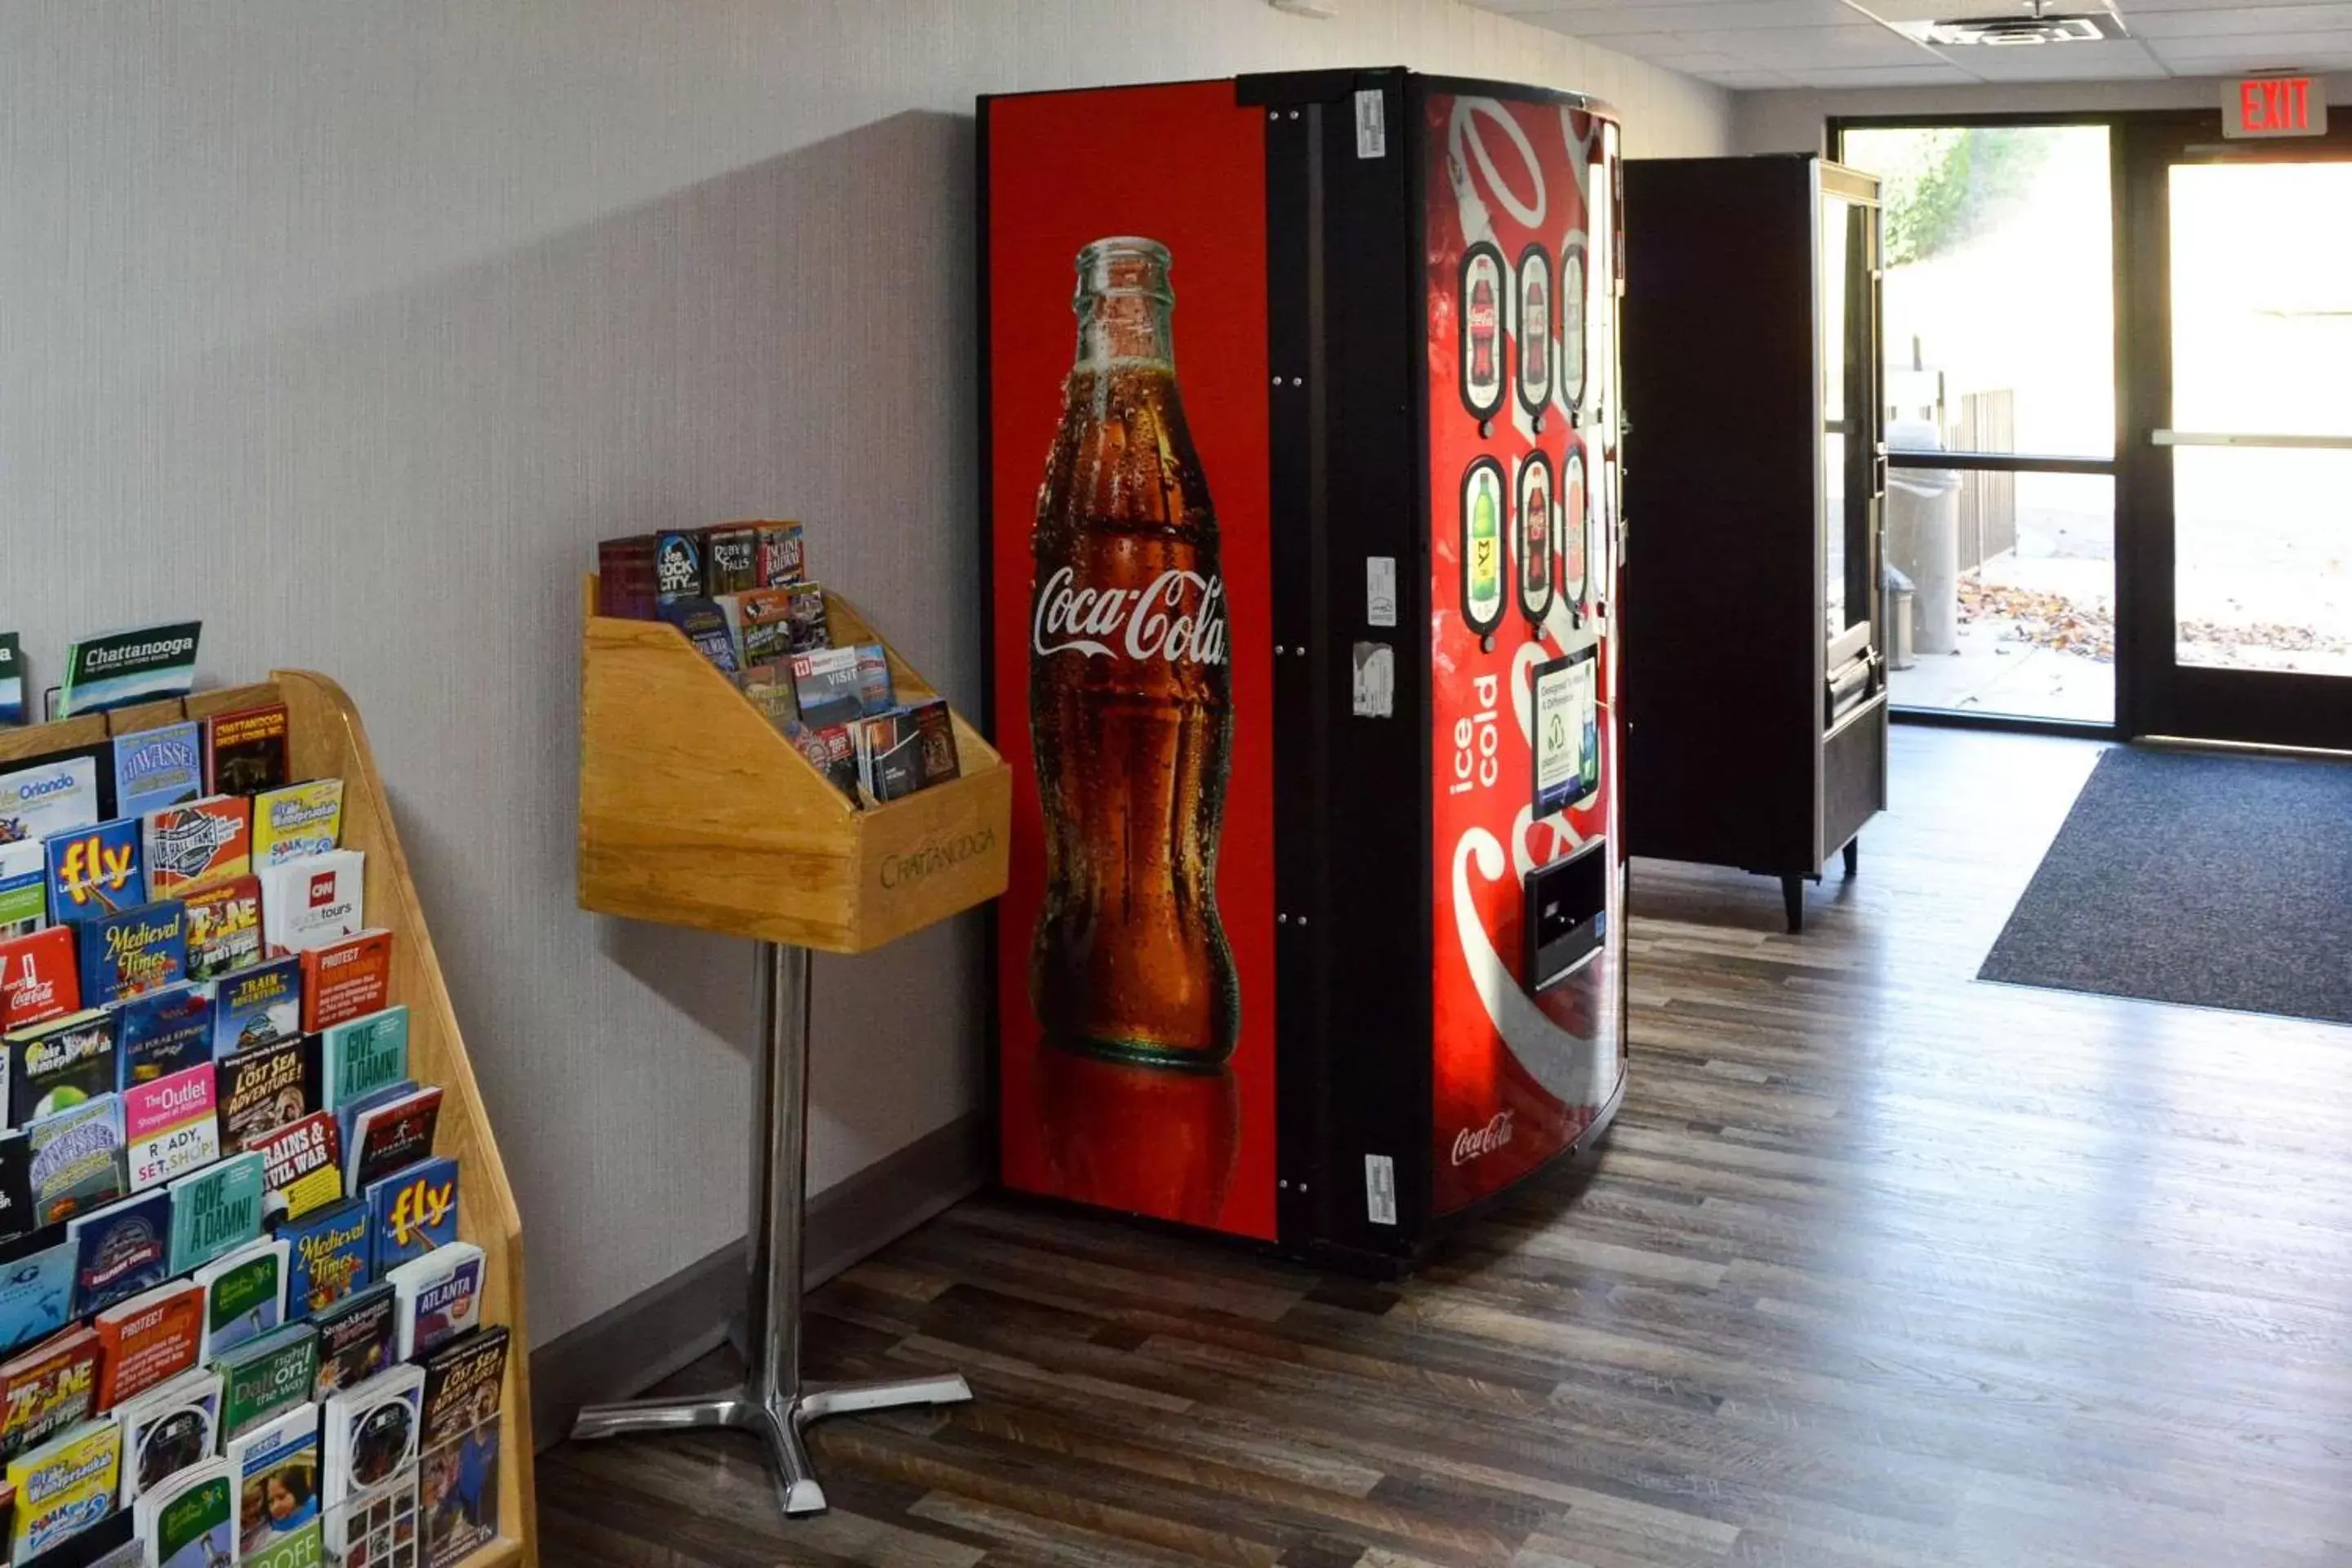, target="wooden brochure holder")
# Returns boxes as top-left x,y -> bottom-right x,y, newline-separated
0,673 -> 539,1568
570,577 -> 1008,1517
576,580 -> 1009,950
